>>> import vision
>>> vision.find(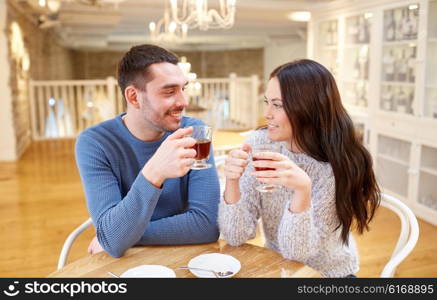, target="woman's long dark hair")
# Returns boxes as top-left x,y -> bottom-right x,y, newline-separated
270,59 -> 380,244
